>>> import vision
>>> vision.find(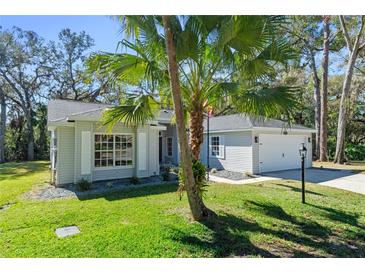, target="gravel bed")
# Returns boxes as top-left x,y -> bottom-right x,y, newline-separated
210,170 -> 254,181
24,176 -> 177,201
